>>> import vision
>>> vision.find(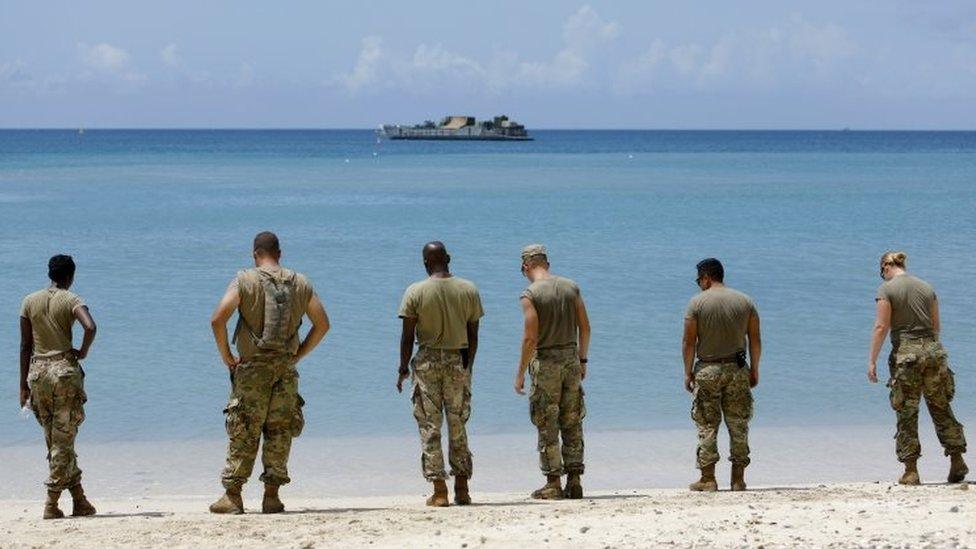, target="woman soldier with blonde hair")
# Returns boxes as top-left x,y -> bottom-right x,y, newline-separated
868,251 -> 968,485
